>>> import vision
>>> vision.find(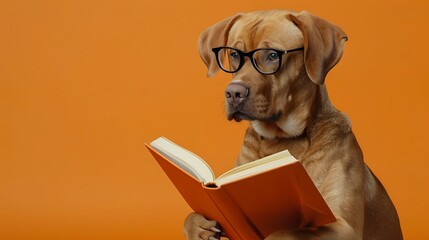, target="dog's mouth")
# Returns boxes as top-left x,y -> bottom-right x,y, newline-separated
228,111 -> 254,122
227,110 -> 281,123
